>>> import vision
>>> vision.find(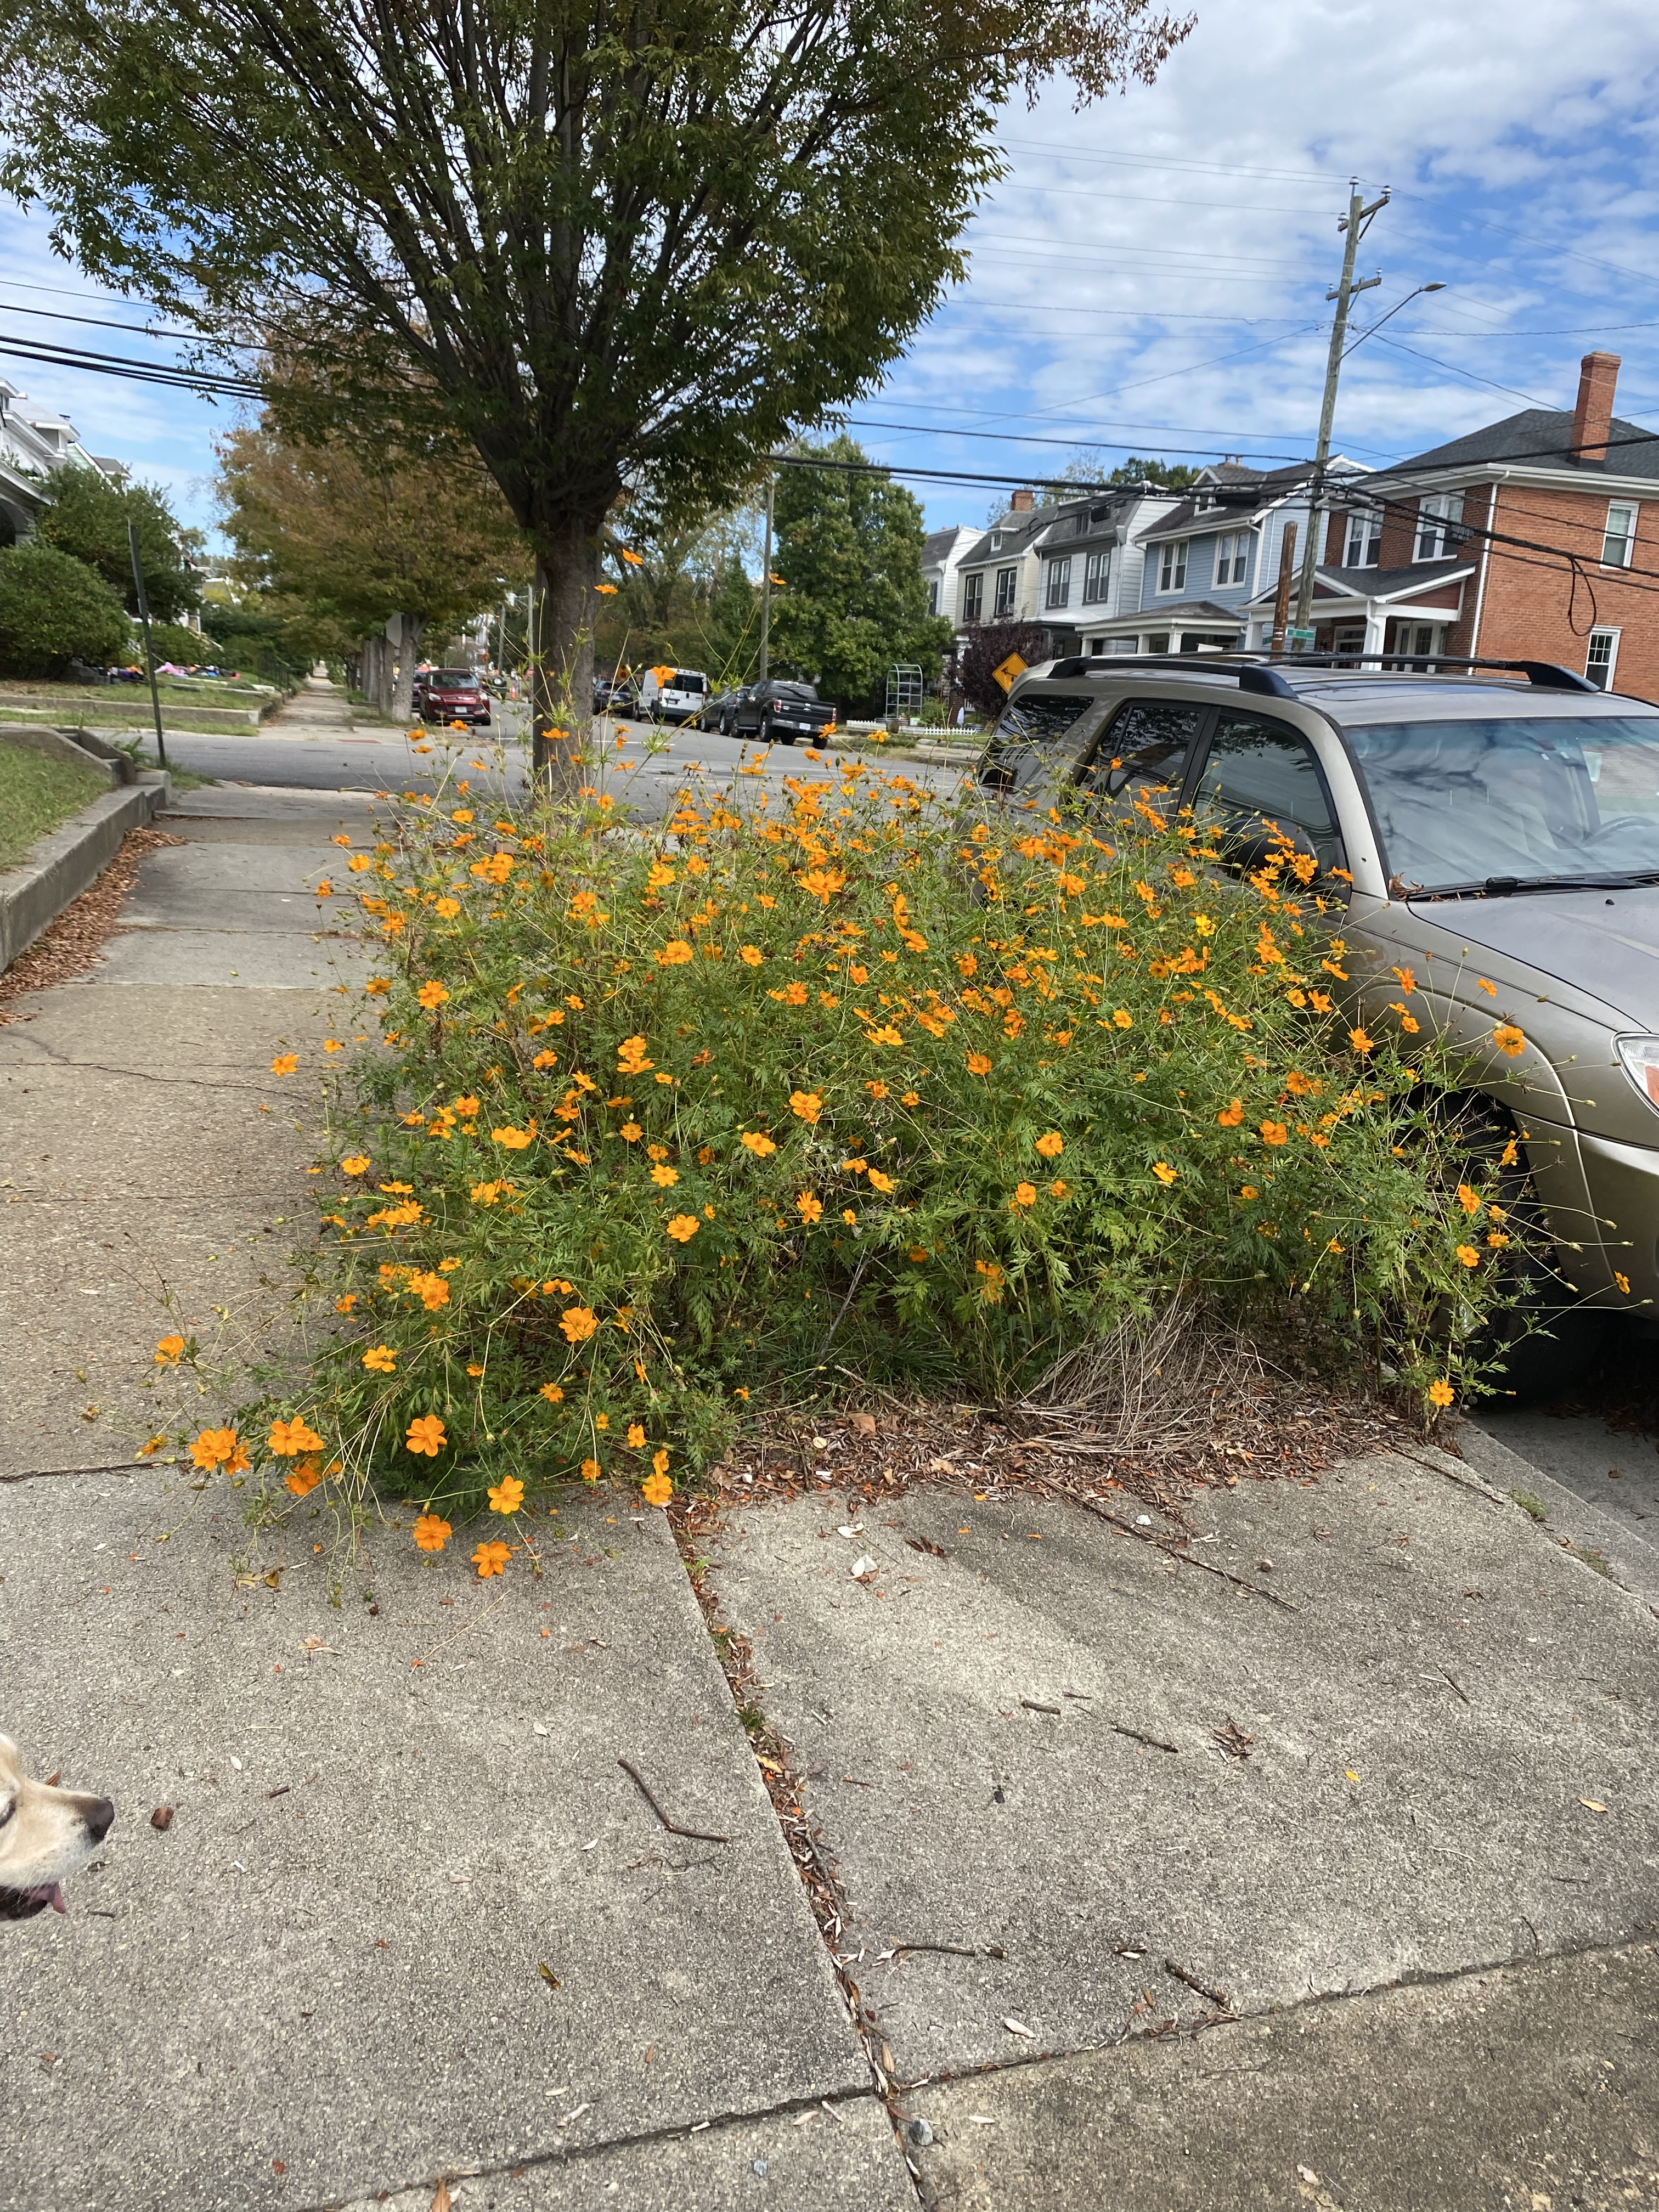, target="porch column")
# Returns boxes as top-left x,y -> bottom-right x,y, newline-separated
1362,604 -> 1386,658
